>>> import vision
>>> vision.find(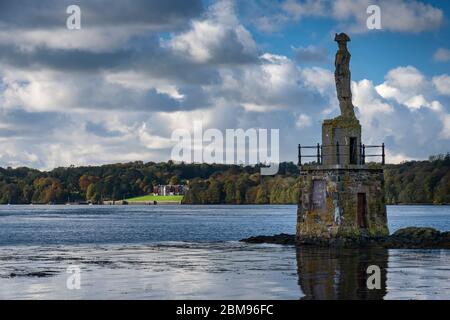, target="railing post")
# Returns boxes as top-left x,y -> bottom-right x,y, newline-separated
320,144 -> 323,165
362,144 -> 365,164
359,143 -> 362,165
336,141 -> 340,165
316,143 -> 320,164
382,143 -> 385,165
298,144 -> 301,166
